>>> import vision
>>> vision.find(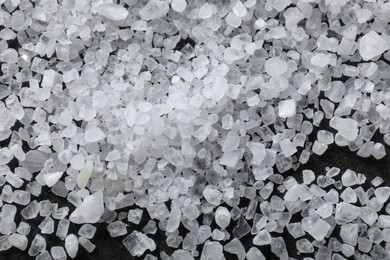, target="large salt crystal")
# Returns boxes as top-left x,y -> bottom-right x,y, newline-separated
84,126 -> 106,143
222,131 -> 240,152
246,142 -> 266,165
200,241 -> 224,260
265,57 -> 288,77
215,206 -> 231,229
95,3 -> 129,21
278,99 -> 296,118
69,191 -> 104,224
139,0 -> 169,21
43,171 -> 63,188
9,233 -> 28,251
359,31 -> 388,61
65,234 -> 78,258
232,1 -> 248,17
279,139 -> 297,157
309,219 -> 331,241
198,3 -> 212,19
331,118 -> 358,141
253,229 -> 272,245
311,53 -> 329,67
171,0 -> 187,12
123,231 -> 156,257
77,161 -> 93,189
